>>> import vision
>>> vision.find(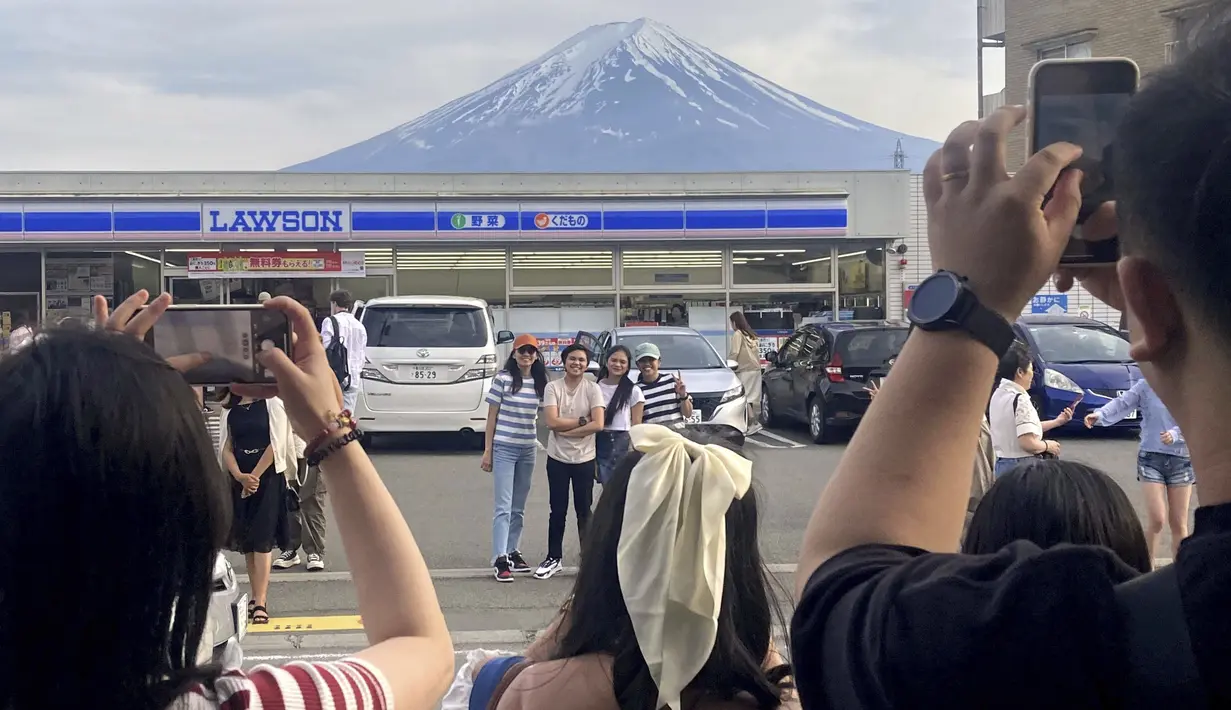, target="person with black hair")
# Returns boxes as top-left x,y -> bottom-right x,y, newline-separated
452,424 -> 797,710
790,30 -> 1231,707
218,389 -> 297,624
537,342 -> 605,580
964,459 -> 1153,574
481,334 -> 549,582
988,340 -> 1072,475
0,290 -> 454,709
595,345 -> 645,485
1085,375 -> 1193,558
